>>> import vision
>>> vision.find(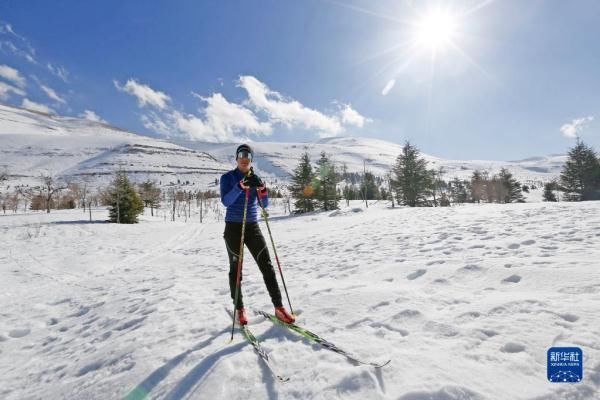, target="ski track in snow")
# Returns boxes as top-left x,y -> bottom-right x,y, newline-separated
1,202 -> 600,399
